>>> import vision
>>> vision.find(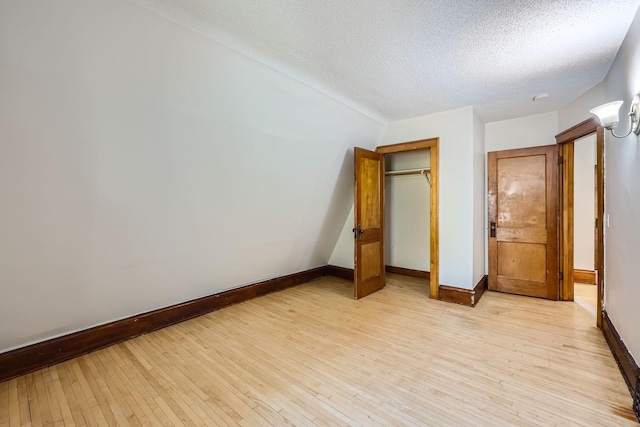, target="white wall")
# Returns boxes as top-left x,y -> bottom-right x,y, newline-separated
385,151 -> 431,271
485,112 -> 559,153
484,112 -> 560,272
0,0 -> 384,353
560,8 -> 640,361
381,107 -> 476,289
328,206 -> 356,269
330,107 -> 478,289
574,134 -> 596,272
472,110 -> 486,284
